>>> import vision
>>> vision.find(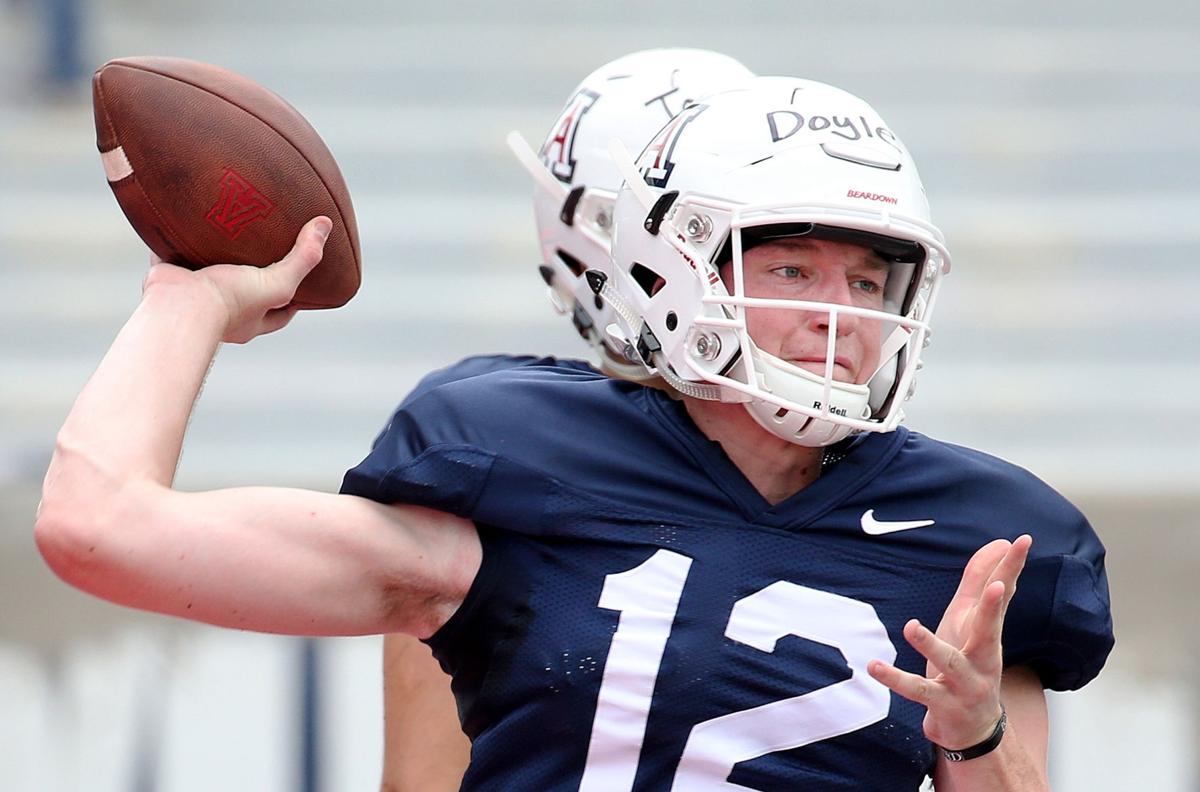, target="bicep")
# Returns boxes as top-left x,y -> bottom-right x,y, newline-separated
43,480 -> 480,638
